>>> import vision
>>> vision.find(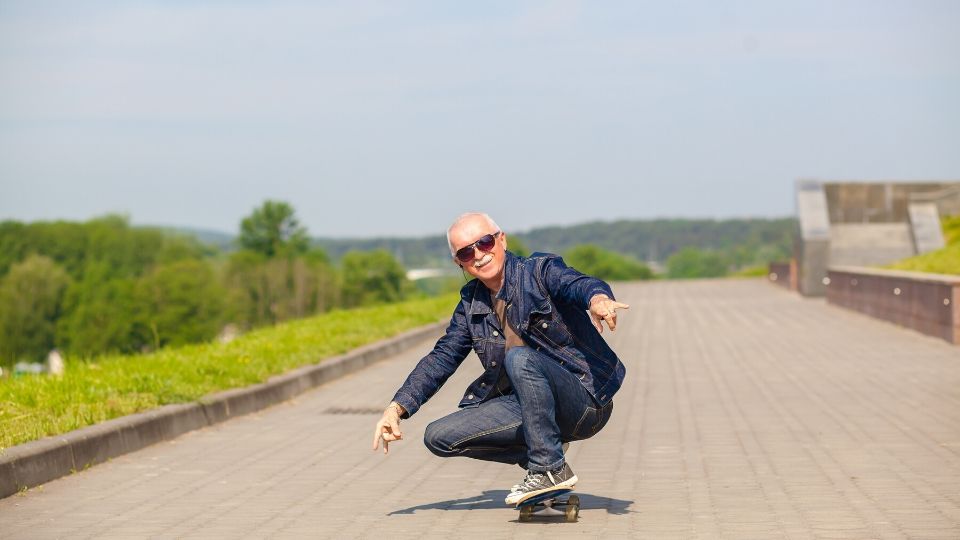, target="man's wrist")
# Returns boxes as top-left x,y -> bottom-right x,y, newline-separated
387,402 -> 406,416
589,293 -> 610,306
